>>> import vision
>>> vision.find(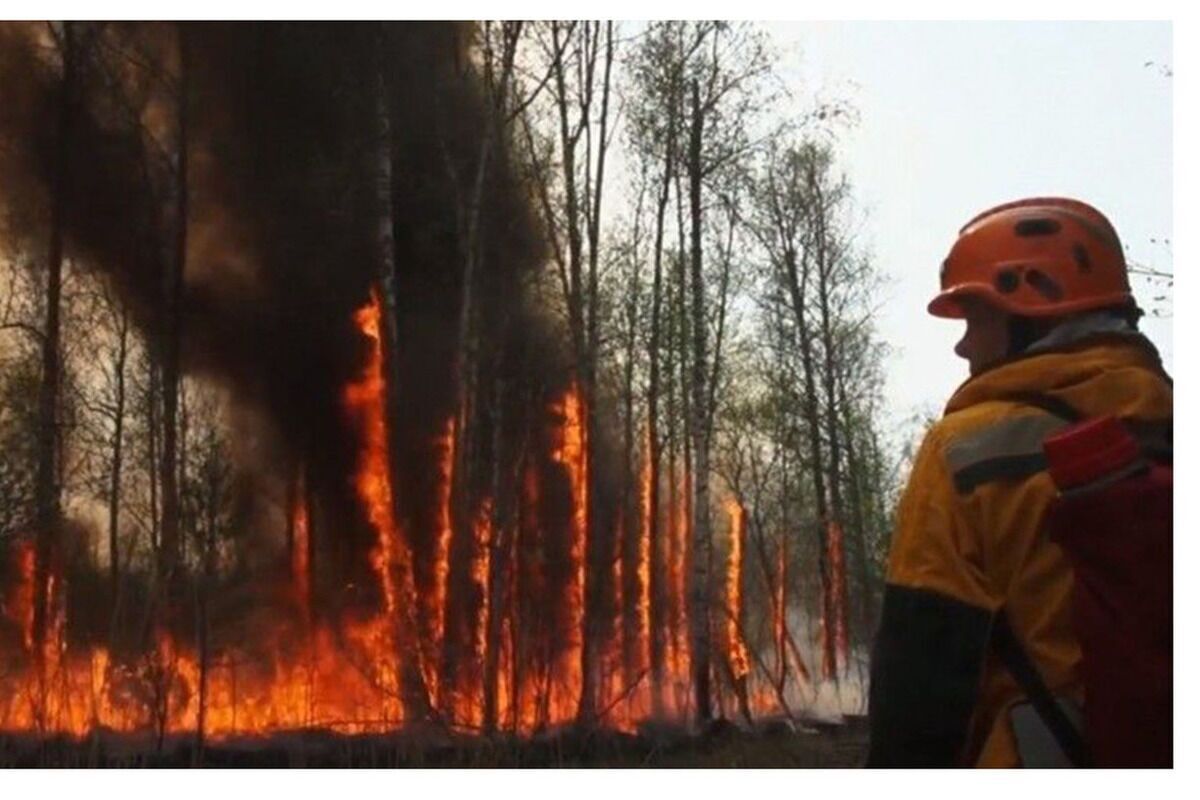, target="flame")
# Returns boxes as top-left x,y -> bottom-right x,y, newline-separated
339,287 -> 418,717
0,290 -> 823,741
291,469 -> 311,620
633,426 -> 652,713
667,465 -> 691,715
4,539 -> 36,652
426,415 -> 455,706
549,382 -> 586,722
514,460 -> 544,733
723,499 -> 750,683
342,292 -> 401,621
